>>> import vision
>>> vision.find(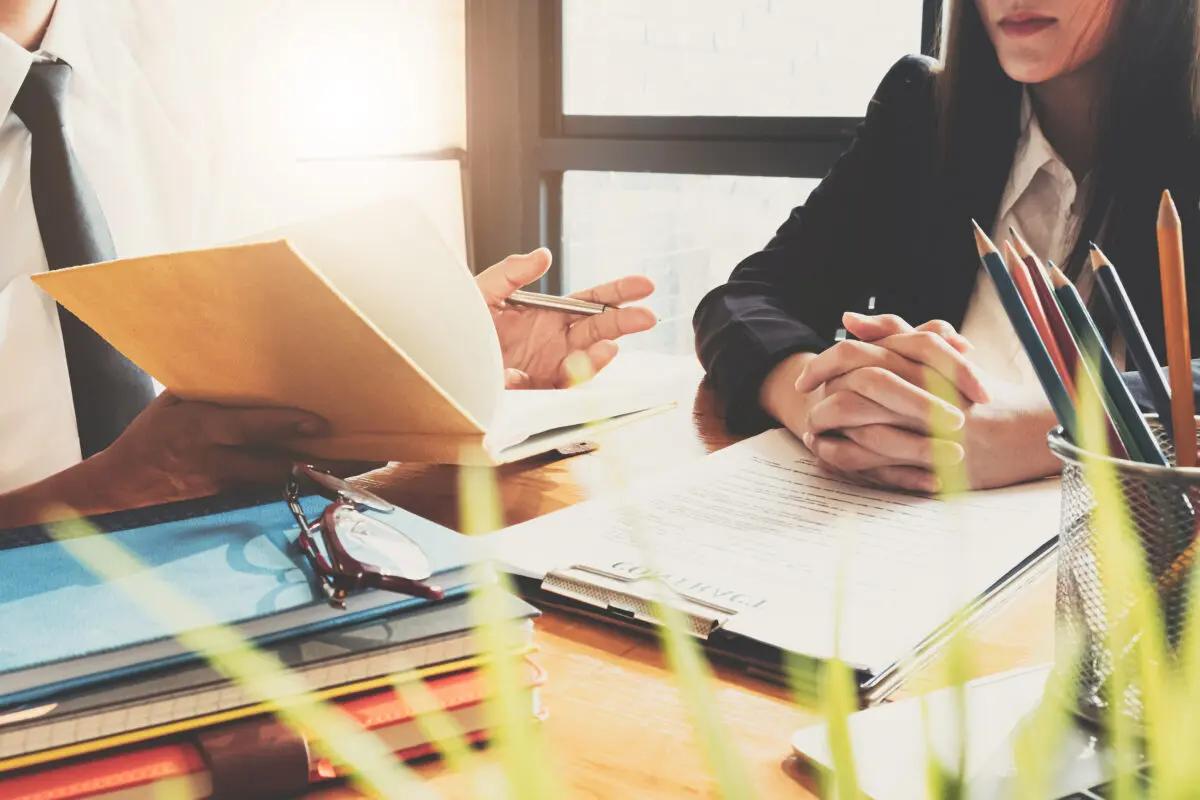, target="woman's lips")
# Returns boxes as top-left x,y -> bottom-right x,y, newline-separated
998,15 -> 1057,37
